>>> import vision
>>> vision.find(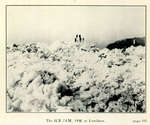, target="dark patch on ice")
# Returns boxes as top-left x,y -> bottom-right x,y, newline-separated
13,44 -> 18,48
106,37 -> 145,50
106,94 -> 122,108
39,70 -> 58,84
57,84 -> 73,97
